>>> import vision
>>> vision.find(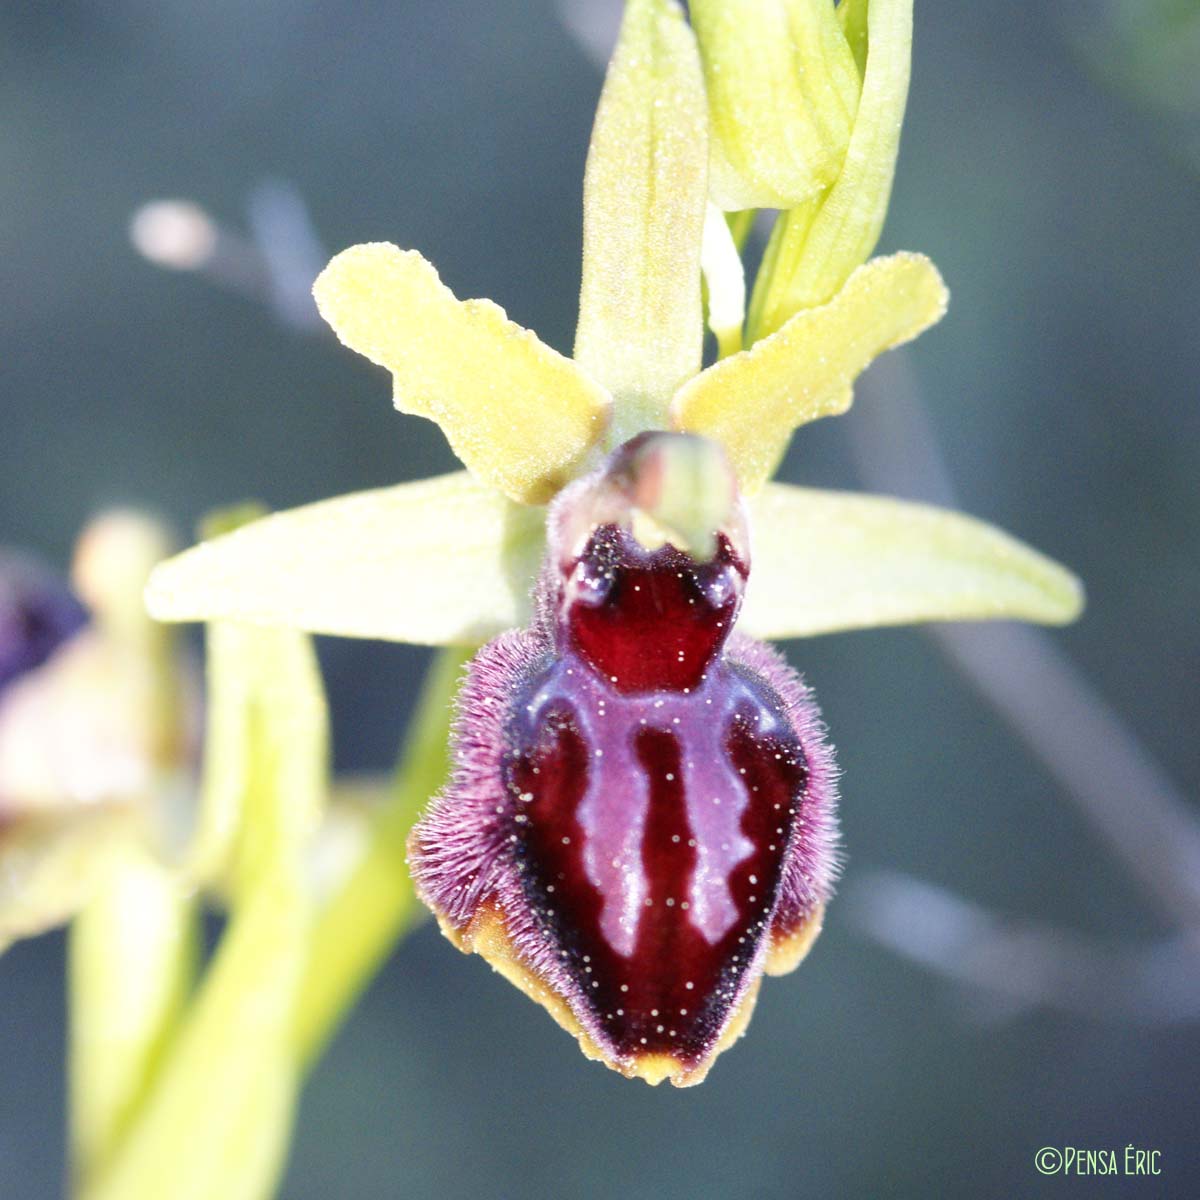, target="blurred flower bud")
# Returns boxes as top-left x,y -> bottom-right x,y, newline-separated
0,512 -> 197,949
0,552 -> 88,693
745,0 -> 917,339
691,0 -> 860,210
128,200 -> 218,272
